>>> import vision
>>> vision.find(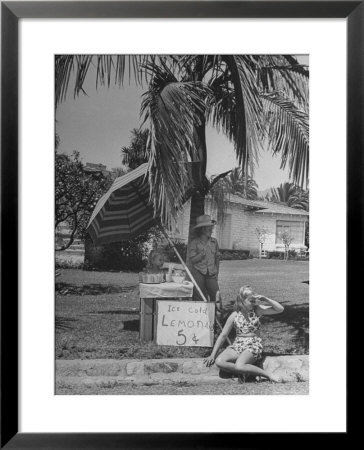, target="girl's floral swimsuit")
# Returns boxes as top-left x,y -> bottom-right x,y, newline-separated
229,310 -> 263,360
